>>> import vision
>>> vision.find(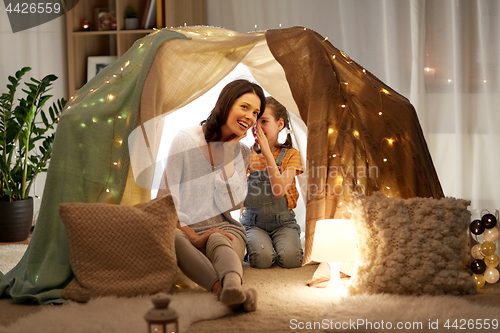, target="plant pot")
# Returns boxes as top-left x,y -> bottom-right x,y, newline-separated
125,18 -> 139,30
0,197 -> 34,242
